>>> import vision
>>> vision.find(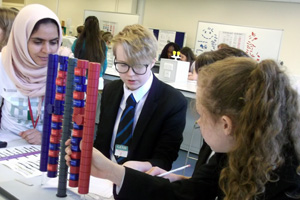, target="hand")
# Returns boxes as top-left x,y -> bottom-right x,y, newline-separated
188,68 -> 198,81
146,166 -> 167,176
122,161 -> 152,172
19,129 -> 41,144
64,139 -> 125,186
146,166 -> 189,182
